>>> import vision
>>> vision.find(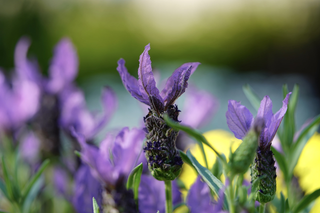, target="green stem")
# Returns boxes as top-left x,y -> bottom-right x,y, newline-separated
165,180 -> 172,213
228,175 -> 235,213
259,203 -> 266,213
